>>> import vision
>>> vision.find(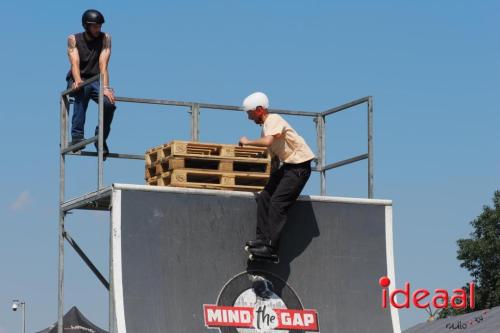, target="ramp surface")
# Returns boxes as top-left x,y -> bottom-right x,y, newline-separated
110,184 -> 400,333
